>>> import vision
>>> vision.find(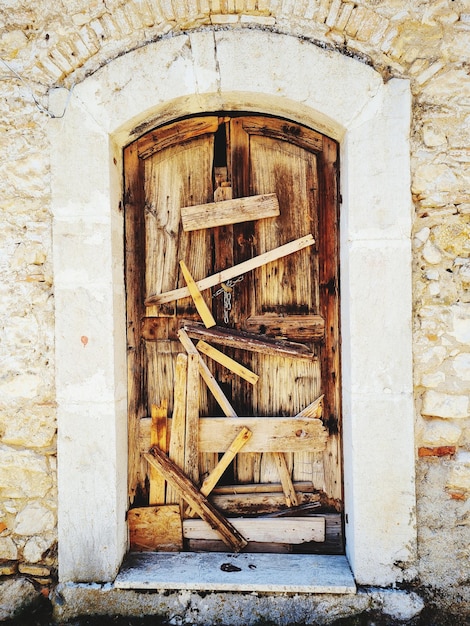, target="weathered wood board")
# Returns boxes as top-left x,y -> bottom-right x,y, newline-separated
183,517 -> 325,544
242,313 -> 325,342
140,417 -> 328,454
183,321 -> 315,361
128,505 -> 183,552
181,193 -> 280,232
